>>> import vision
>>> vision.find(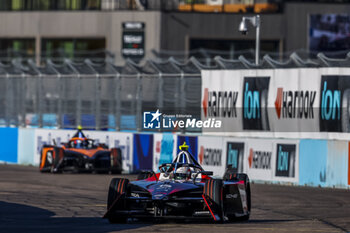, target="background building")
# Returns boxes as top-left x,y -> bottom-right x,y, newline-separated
1,0 -> 350,64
